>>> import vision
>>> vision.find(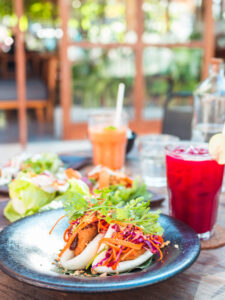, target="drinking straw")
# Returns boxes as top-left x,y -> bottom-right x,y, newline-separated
115,83 -> 125,127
